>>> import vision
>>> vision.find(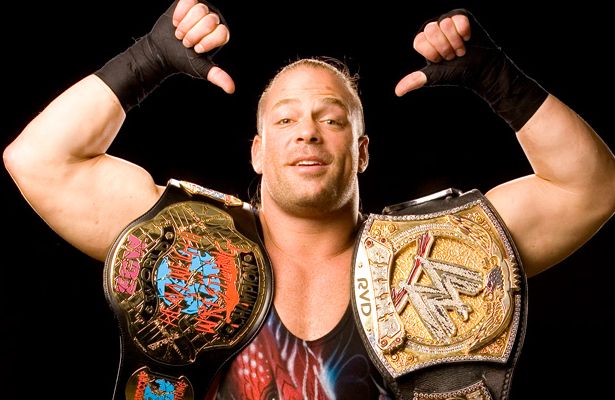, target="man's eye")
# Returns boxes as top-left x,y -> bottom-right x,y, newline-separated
324,119 -> 342,126
277,118 -> 291,125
